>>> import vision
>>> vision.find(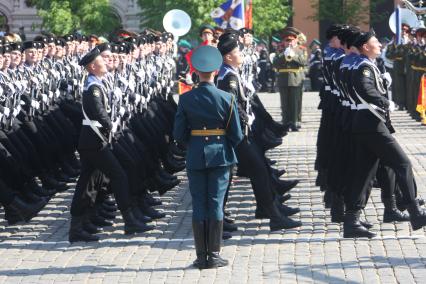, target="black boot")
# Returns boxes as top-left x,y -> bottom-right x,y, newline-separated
8,196 -> 47,222
278,194 -> 292,204
272,177 -> 299,196
122,207 -> 155,235
274,198 -> 300,216
223,219 -> 238,232
207,220 -> 228,268
323,190 -> 333,209
90,207 -> 114,227
192,221 -> 207,269
144,192 -> 162,206
131,206 -> 153,223
383,196 -> 410,223
268,204 -> 302,231
69,216 -> 99,242
139,198 -> 166,219
330,194 -> 344,223
407,201 -> 426,230
343,210 -> 376,238
82,214 -> 103,234
27,178 -> 56,197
